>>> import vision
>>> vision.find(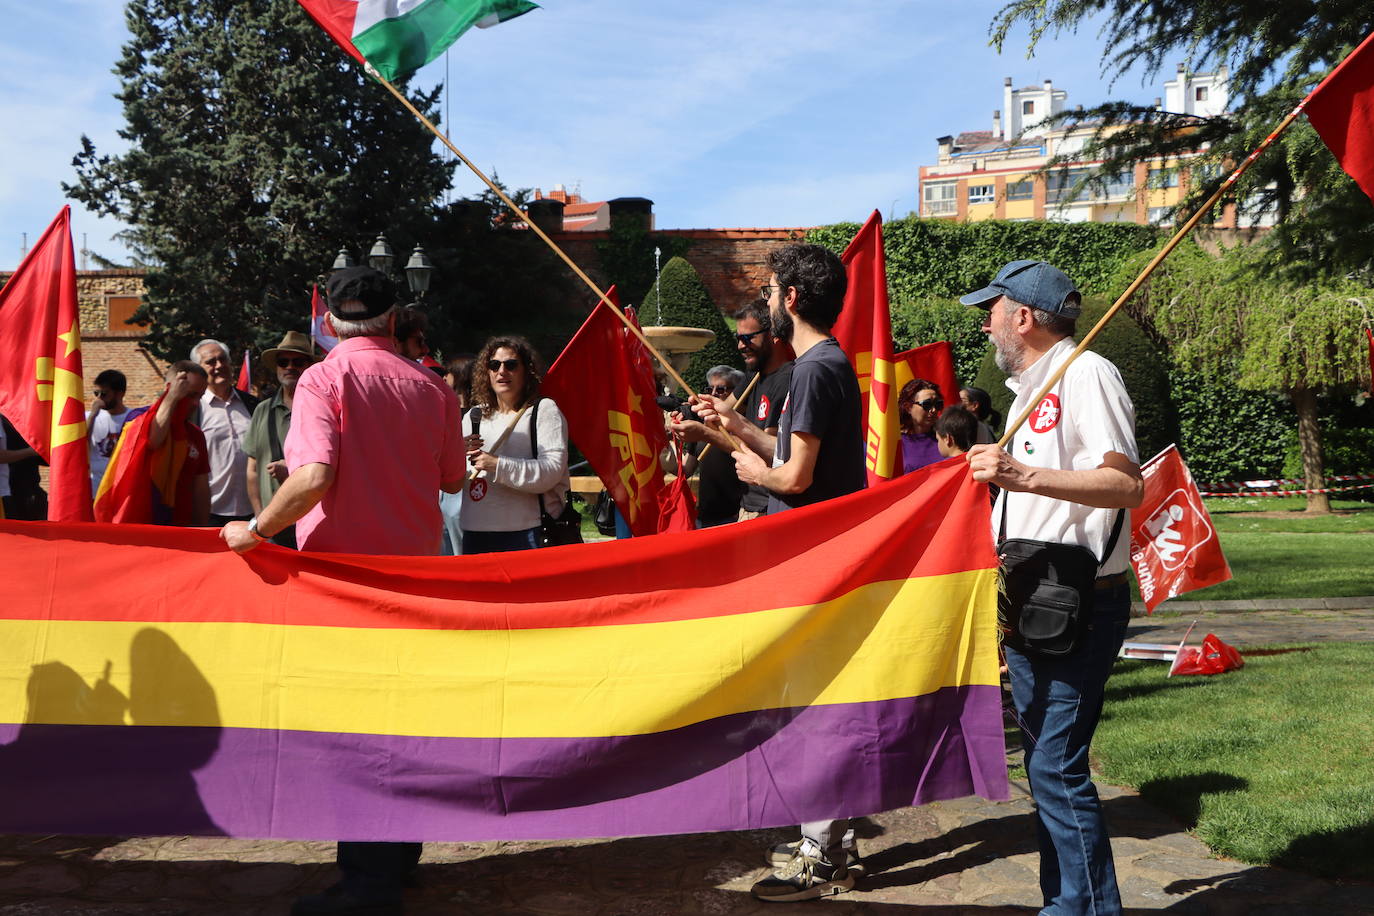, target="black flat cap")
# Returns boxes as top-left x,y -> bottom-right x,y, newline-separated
326,266 -> 395,320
